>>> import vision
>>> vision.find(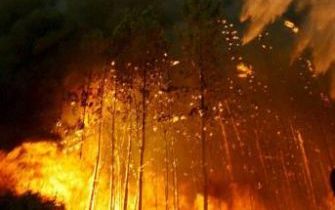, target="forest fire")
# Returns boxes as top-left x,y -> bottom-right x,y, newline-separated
0,138 -> 266,210
0,65 -> 334,209
1,0 -> 335,210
